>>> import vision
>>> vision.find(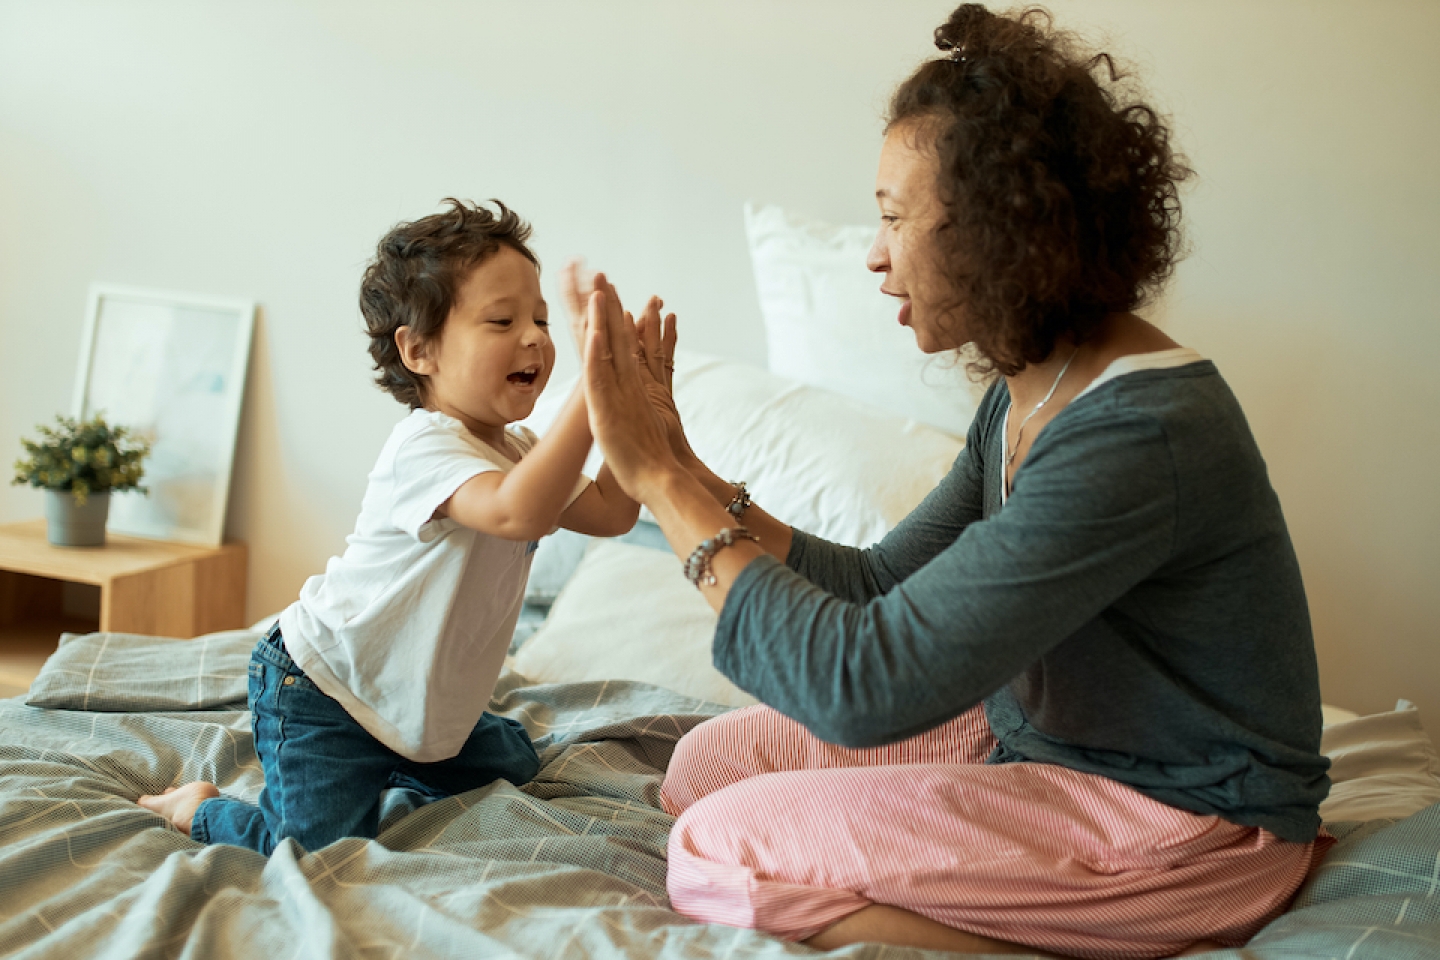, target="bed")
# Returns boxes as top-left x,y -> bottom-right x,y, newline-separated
4,625 -> 1440,960
5,209 -> 1440,959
